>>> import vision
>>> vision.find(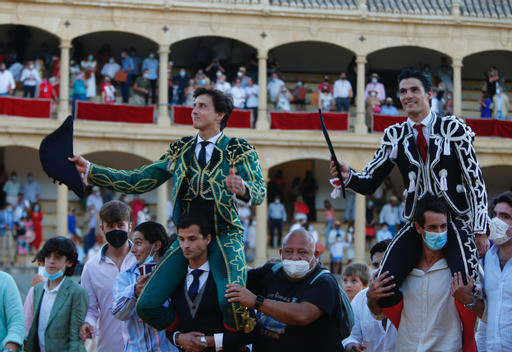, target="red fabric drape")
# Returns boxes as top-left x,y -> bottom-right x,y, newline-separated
372,114 -> 408,132
270,112 -> 348,130
0,97 -> 52,118
173,106 -> 252,128
465,118 -> 512,138
76,101 -> 154,123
